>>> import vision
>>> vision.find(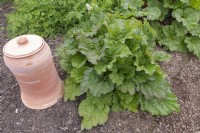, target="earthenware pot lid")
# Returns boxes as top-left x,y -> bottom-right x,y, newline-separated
3,34 -> 44,58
